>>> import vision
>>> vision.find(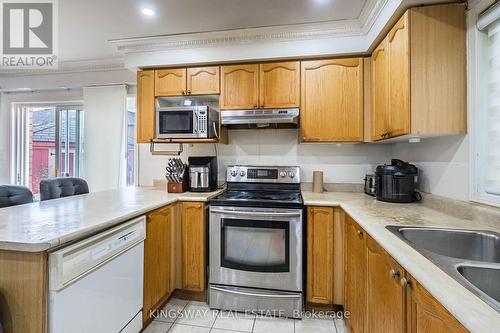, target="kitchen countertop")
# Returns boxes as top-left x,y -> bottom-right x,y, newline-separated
0,187 -> 223,252
302,191 -> 500,333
